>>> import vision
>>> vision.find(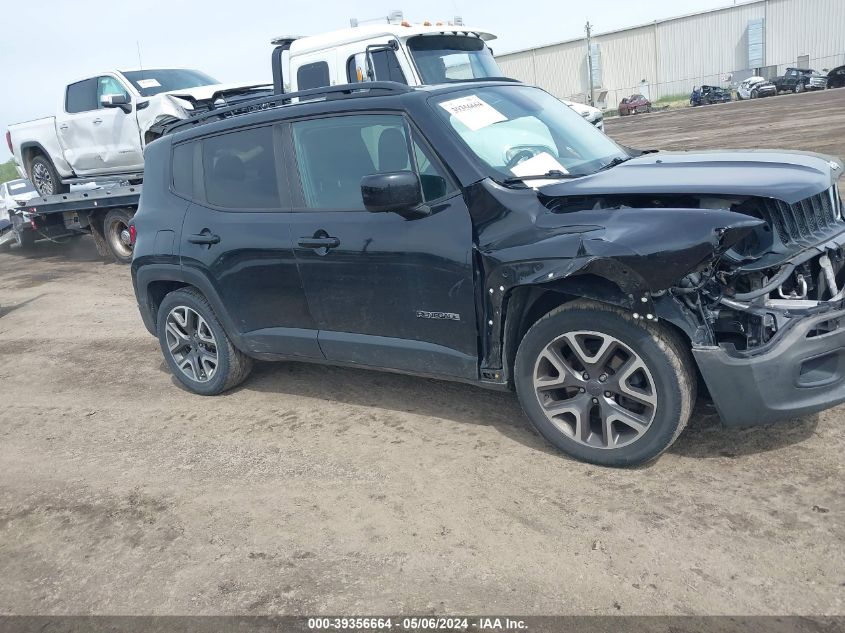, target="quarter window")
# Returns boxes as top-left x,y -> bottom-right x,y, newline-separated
201,126 -> 280,209
172,142 -> 195,198
297,61 -> 331,90
66,78 -> 99,113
